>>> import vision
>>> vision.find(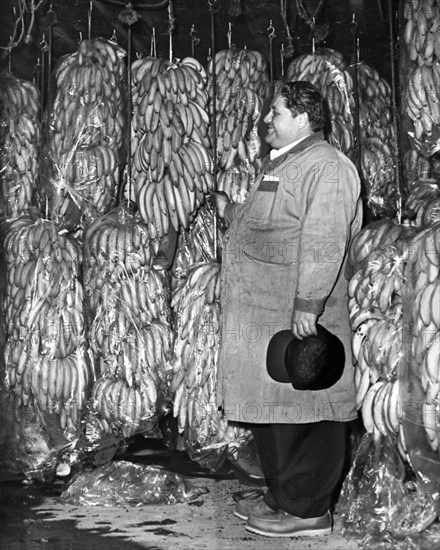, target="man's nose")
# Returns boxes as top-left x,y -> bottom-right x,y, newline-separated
264,112 -> 272,124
